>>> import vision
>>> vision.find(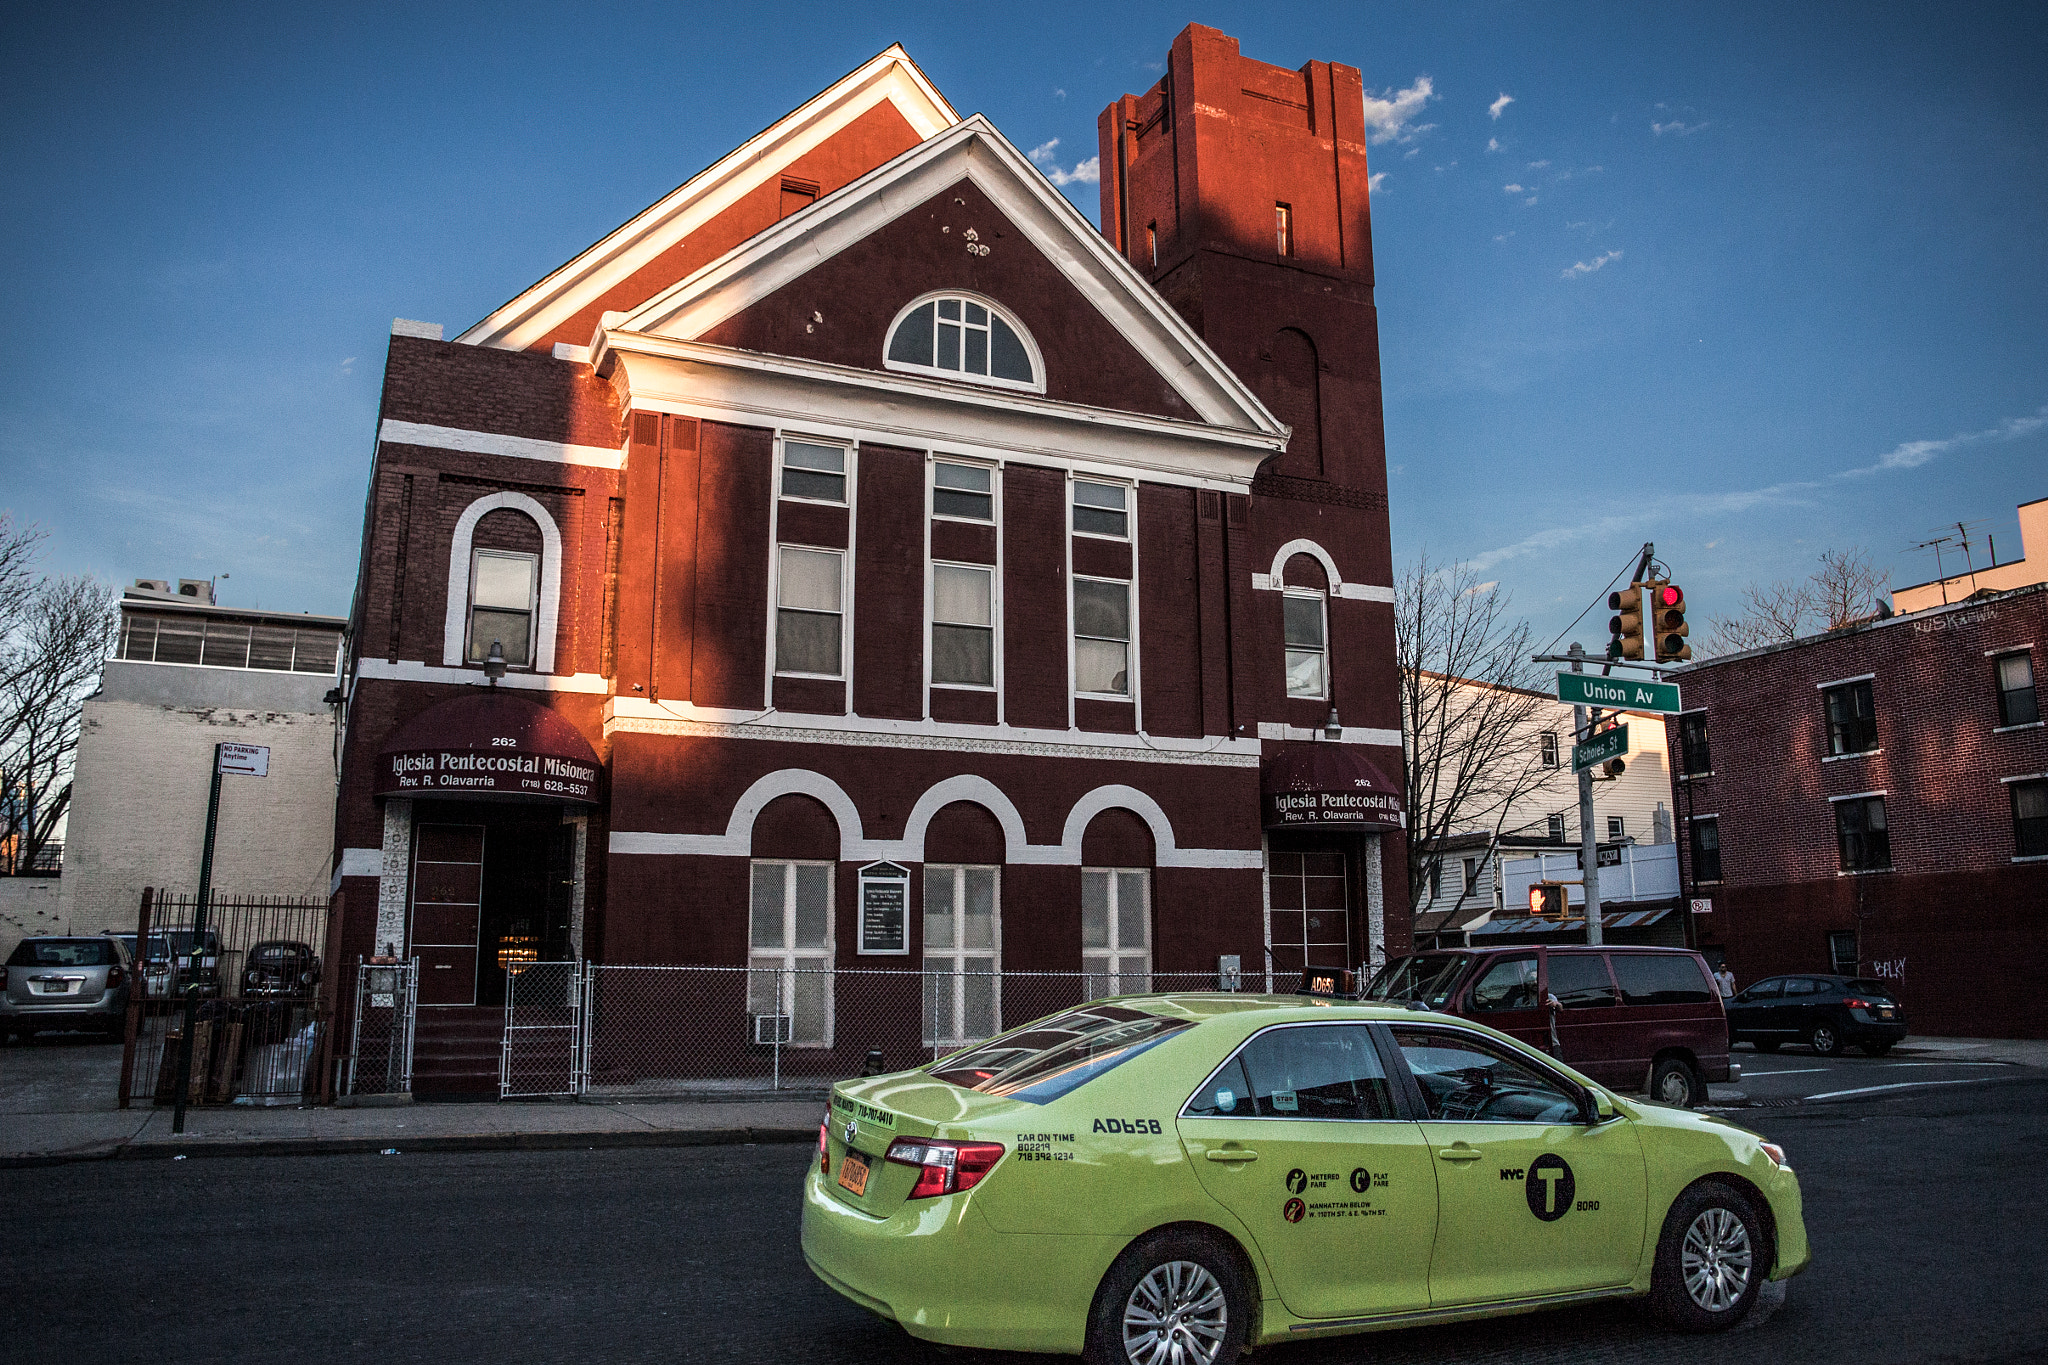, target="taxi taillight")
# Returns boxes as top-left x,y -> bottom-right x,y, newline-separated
885,1138 -> 1005,1198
